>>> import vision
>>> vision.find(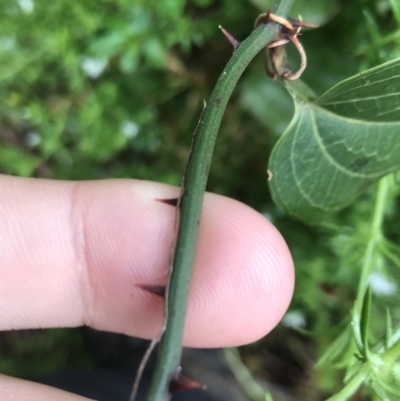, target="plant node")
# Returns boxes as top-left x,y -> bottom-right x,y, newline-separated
255,10 -> 317,80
